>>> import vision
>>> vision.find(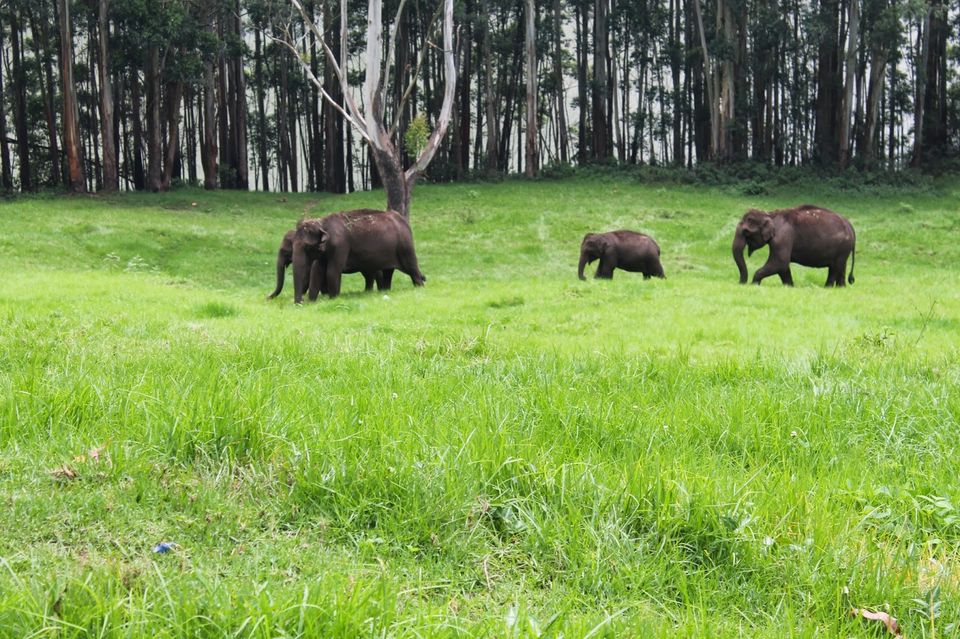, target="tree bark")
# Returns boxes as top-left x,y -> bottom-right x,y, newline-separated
145,47 -> 163,191
59,0 -> 86,192
230,0 -> 249,189
575,1 -> 588,161
838,0 -> 859,168
552,0 -> 568,163
98,0 -> 118,191
9,13 -> 32,190
481,0 -> 499,171
524,0 -> 537,177
161,81 -> 184,189
814,0 -> 841,165
254,27 -> 269,190
591,0 -> 609,159
861,49 -> 887,168
0,25 -> 13,190
131,70 -> 146,190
